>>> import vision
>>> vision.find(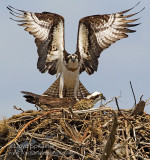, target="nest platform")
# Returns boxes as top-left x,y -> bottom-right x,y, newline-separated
0,94 -> 149,160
